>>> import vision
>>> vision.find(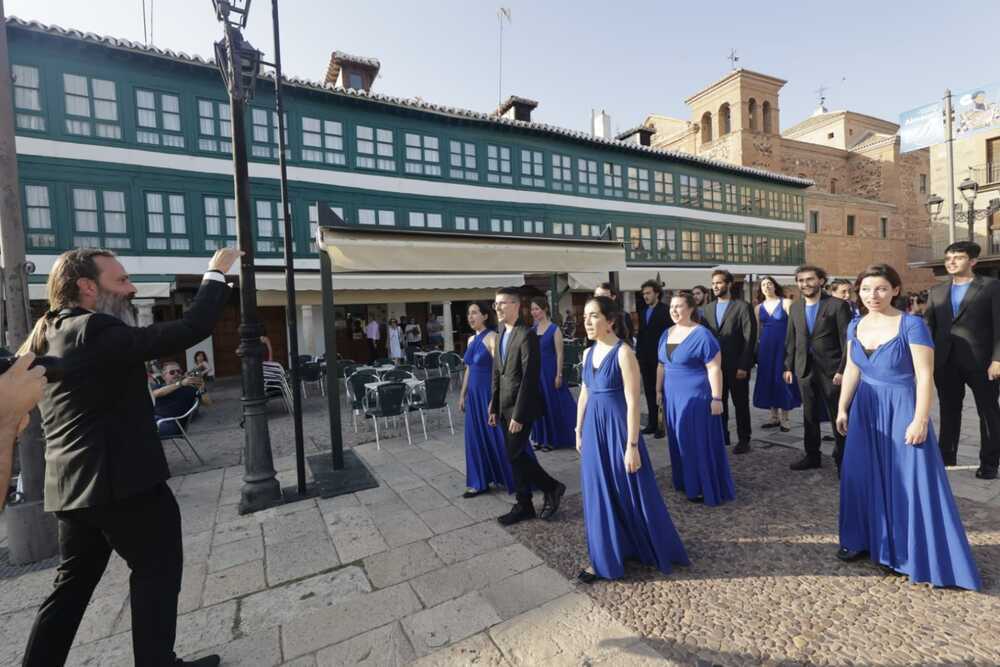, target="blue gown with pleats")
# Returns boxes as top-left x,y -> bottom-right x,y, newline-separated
839,313 -> 981,591
659,325 -> 736,506
580,340 -> 690,580
753,302 -> 801,410
463,330 -> 520,493
530,322 -> 578,449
